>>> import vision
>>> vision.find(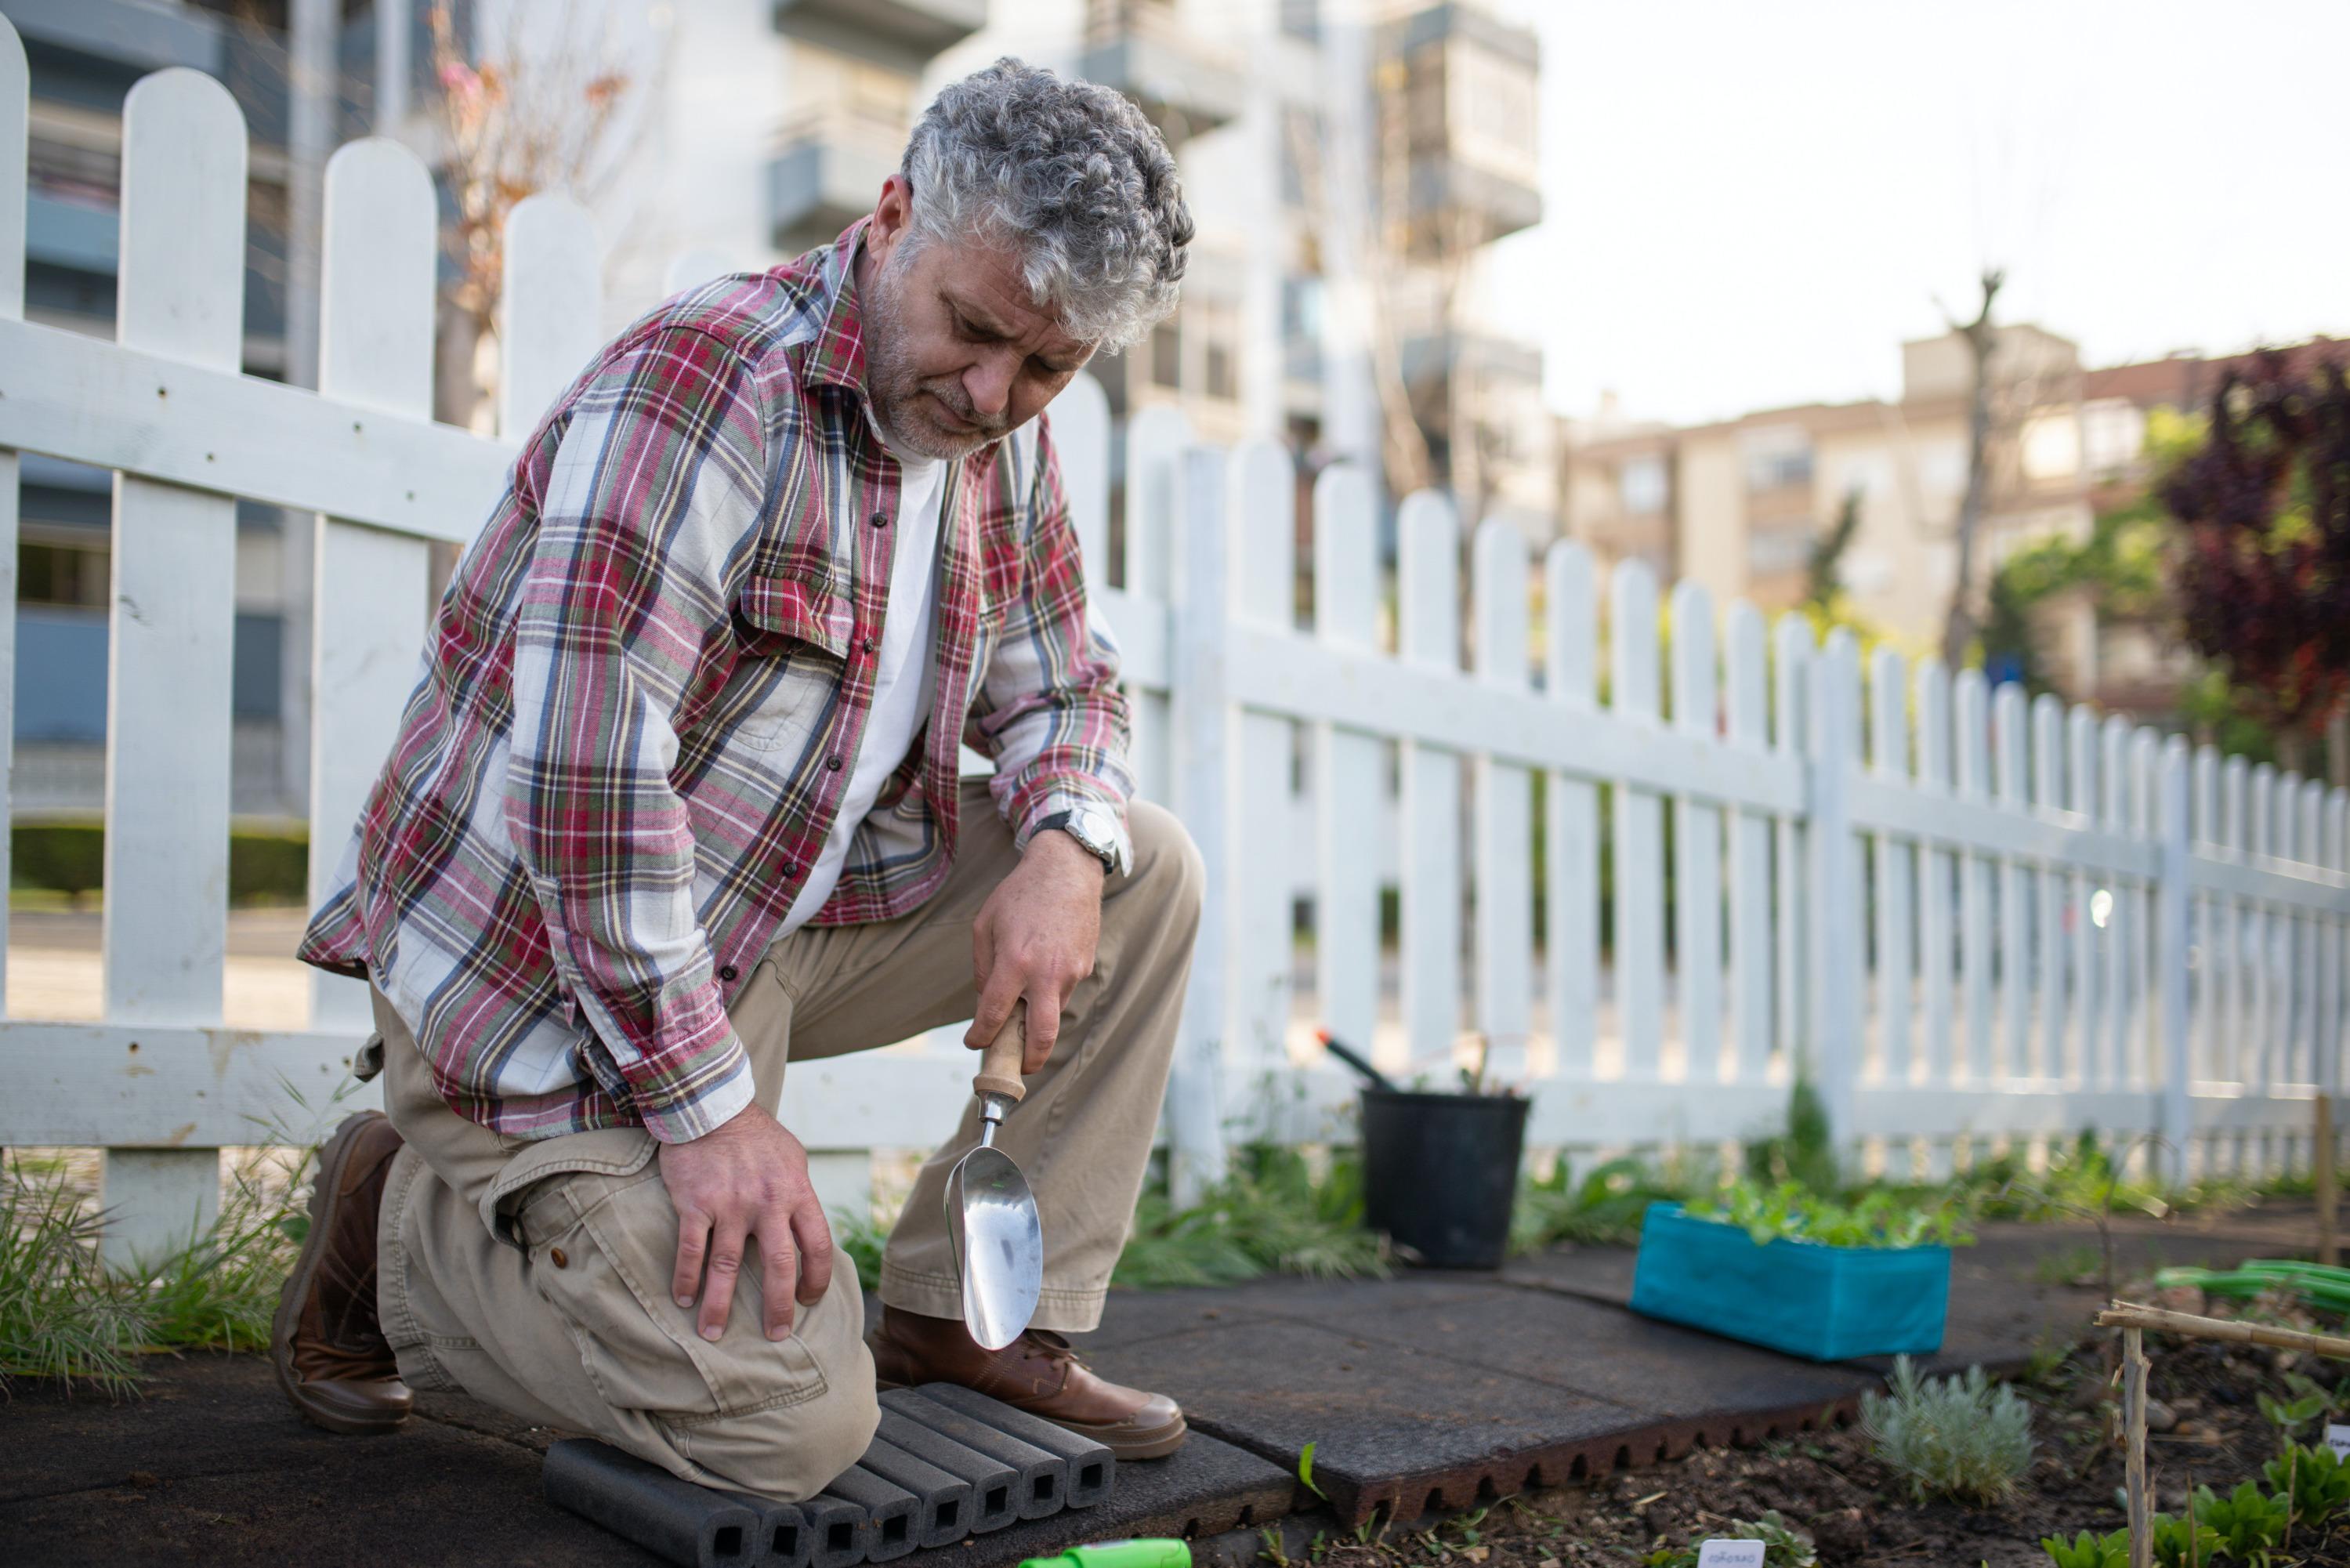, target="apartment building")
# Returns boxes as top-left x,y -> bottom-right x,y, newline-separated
1561,322 -> 2100,655
606,0 -> 1548,541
